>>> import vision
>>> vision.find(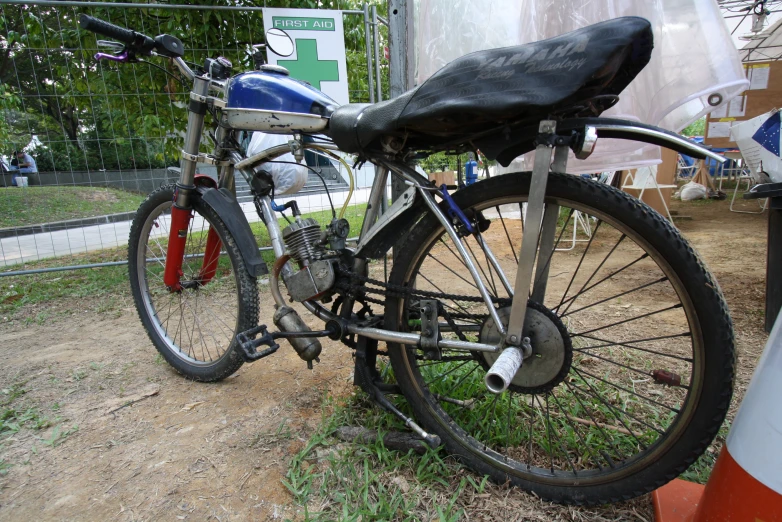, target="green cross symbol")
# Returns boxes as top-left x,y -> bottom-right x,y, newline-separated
278,39 -> 339,90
